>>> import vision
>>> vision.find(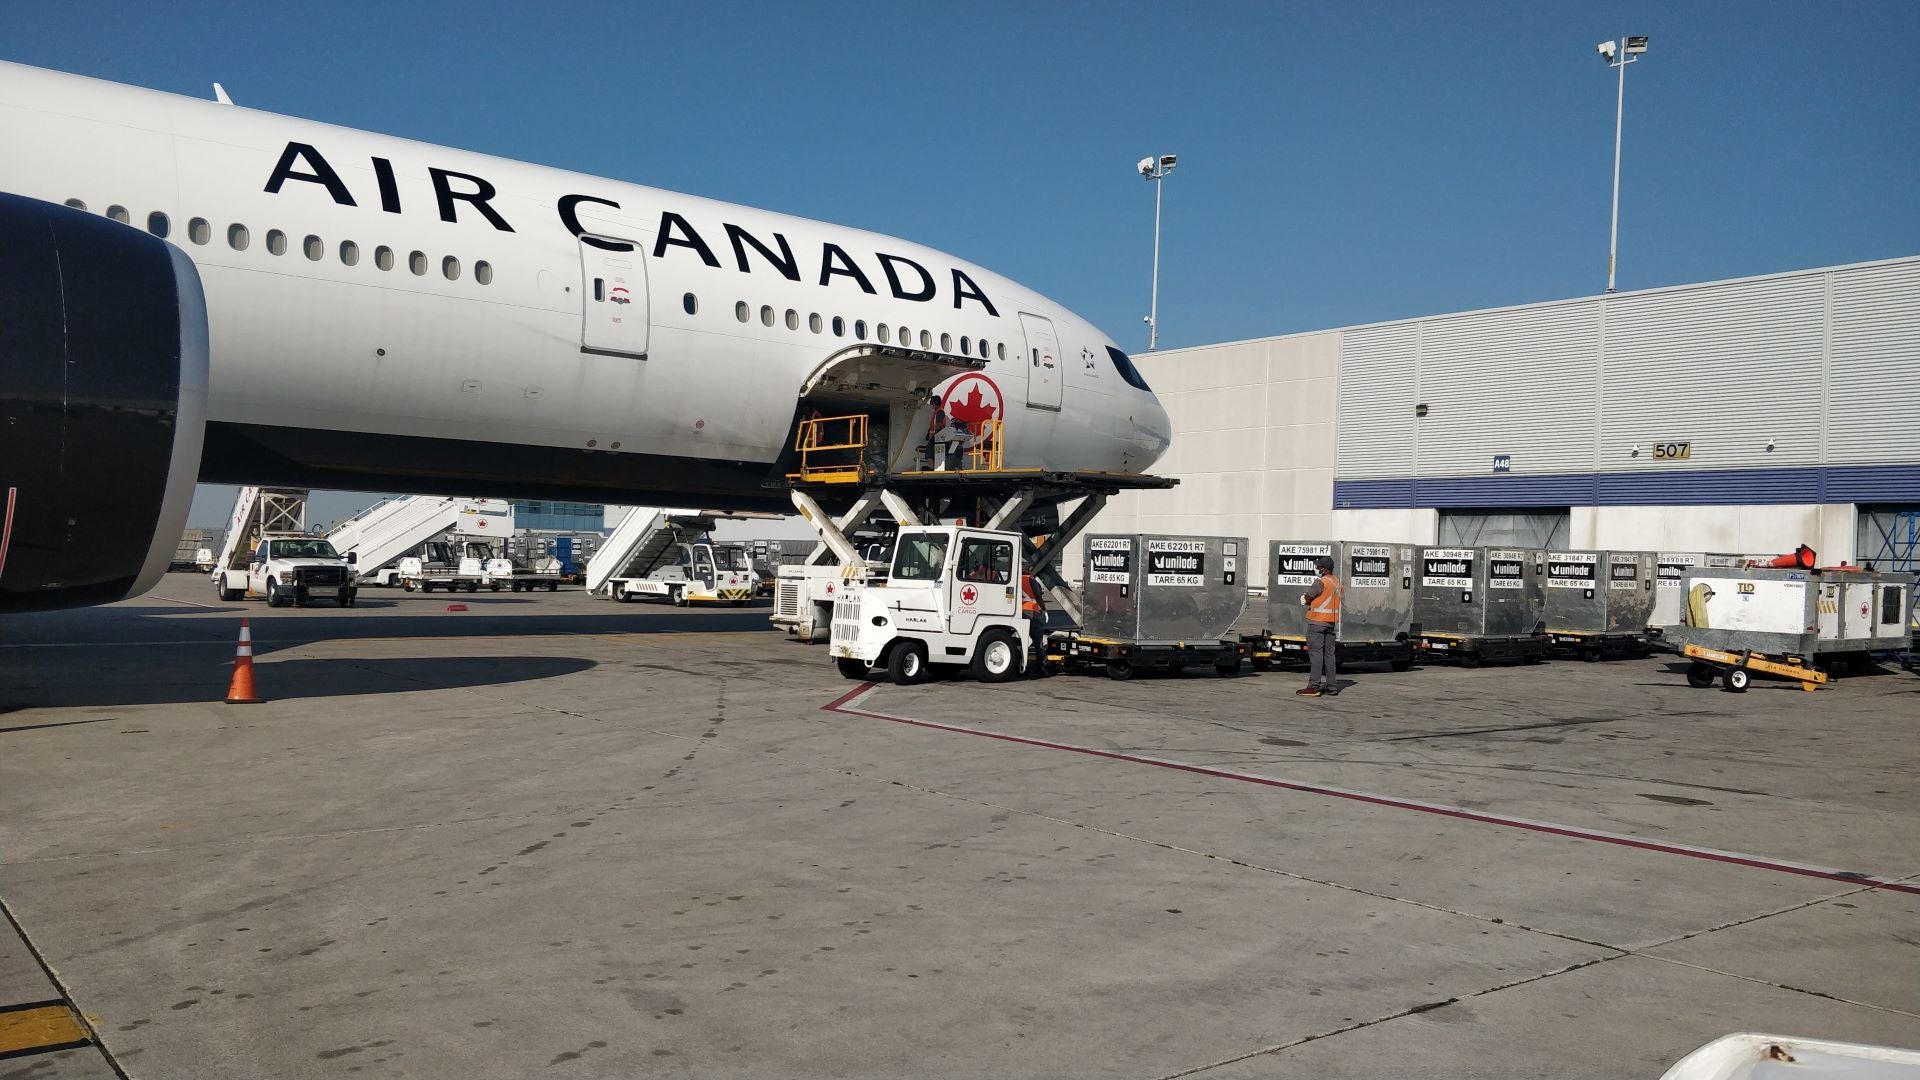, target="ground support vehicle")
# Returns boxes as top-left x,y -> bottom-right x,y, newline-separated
1680,643 -> 1826,693
829,525 -> 1035,685
329,496 -> 514,588
590,509 -> 760,606
399,538 -> 511,592
1050,632 -> 1248,680
1255,541 -> 1417,672
214,533 -> 358,607
1415,630 -> 1550,667
1662,566 -> 1913,676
